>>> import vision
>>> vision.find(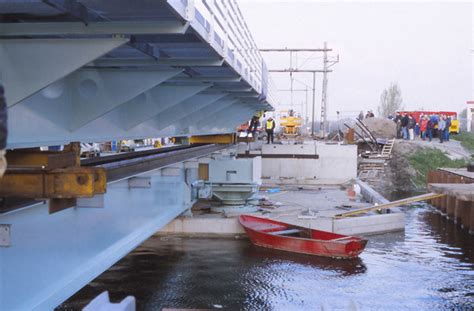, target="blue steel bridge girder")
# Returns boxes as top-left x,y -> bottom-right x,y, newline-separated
210,105 -> 258,131
0,0 -> 277,309
195,102 -> 256,131
90,58 -> 225,68
0,21 -> 191,37
0,159 -> 205,311
151,93 -> 228,131
16,68 -> 183,131
0,38 -> 128,107
69,69 -> 183,130
174,98 -> 239,134
117,84 -> 211,130
169,76 -> 243,83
